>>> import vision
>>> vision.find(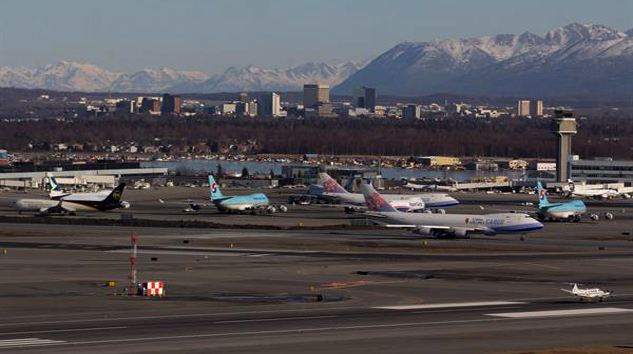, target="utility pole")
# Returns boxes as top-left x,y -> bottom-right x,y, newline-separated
129,233 -> 138,295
